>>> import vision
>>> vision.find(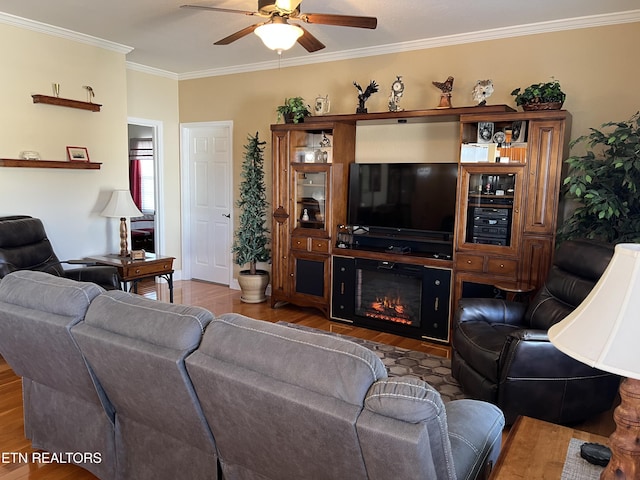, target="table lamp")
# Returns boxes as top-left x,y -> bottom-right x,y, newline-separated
548,243 -> 640,479
101,189 -> 143,257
